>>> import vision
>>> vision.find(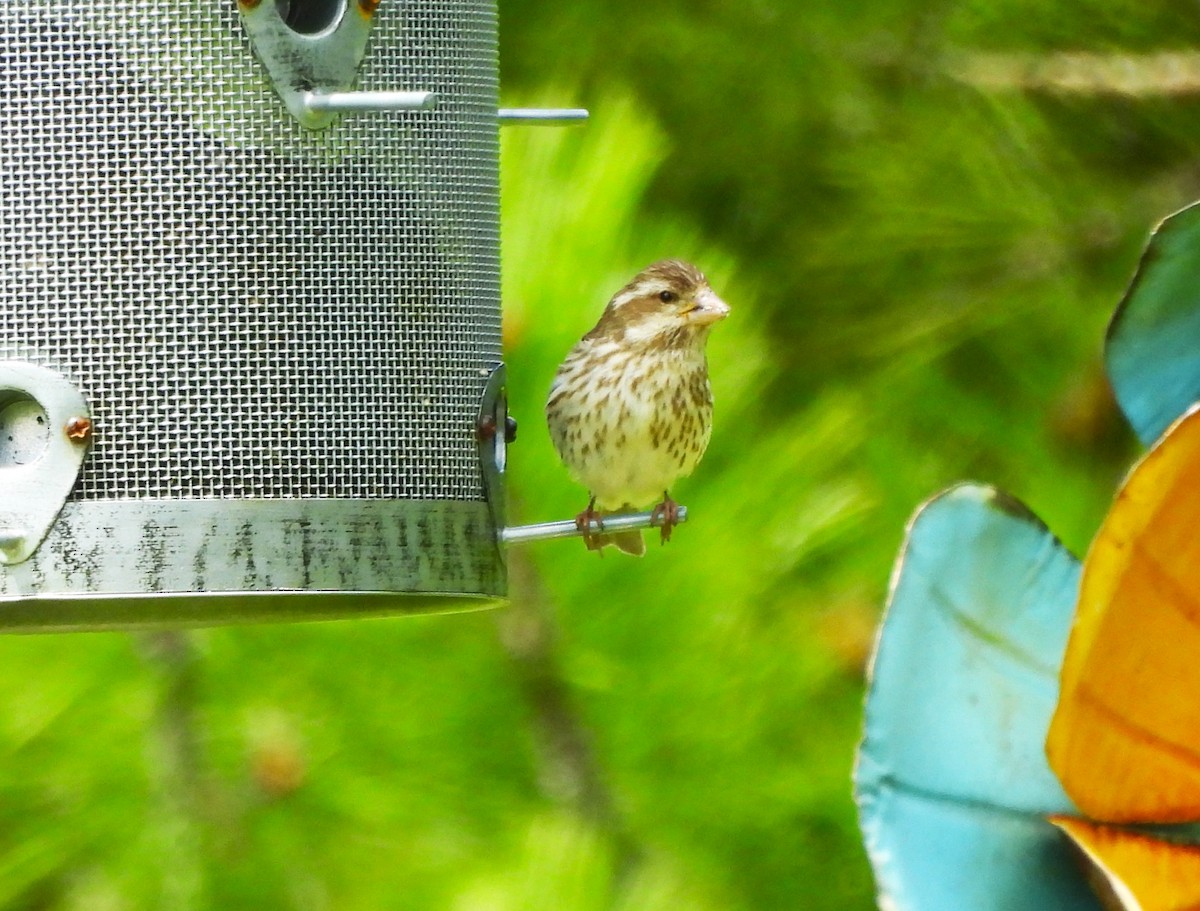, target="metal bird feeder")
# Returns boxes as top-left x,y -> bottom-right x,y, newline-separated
0,1 -> 683,630
0,0 -> 529,629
